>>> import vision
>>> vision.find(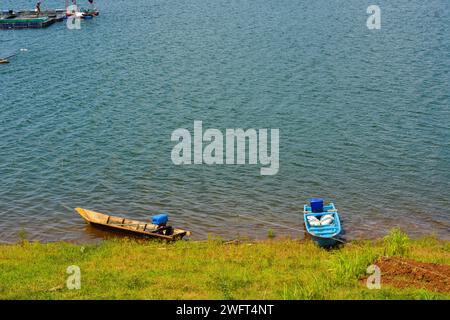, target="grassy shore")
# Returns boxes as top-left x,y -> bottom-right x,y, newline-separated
0,229 -> 449,299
